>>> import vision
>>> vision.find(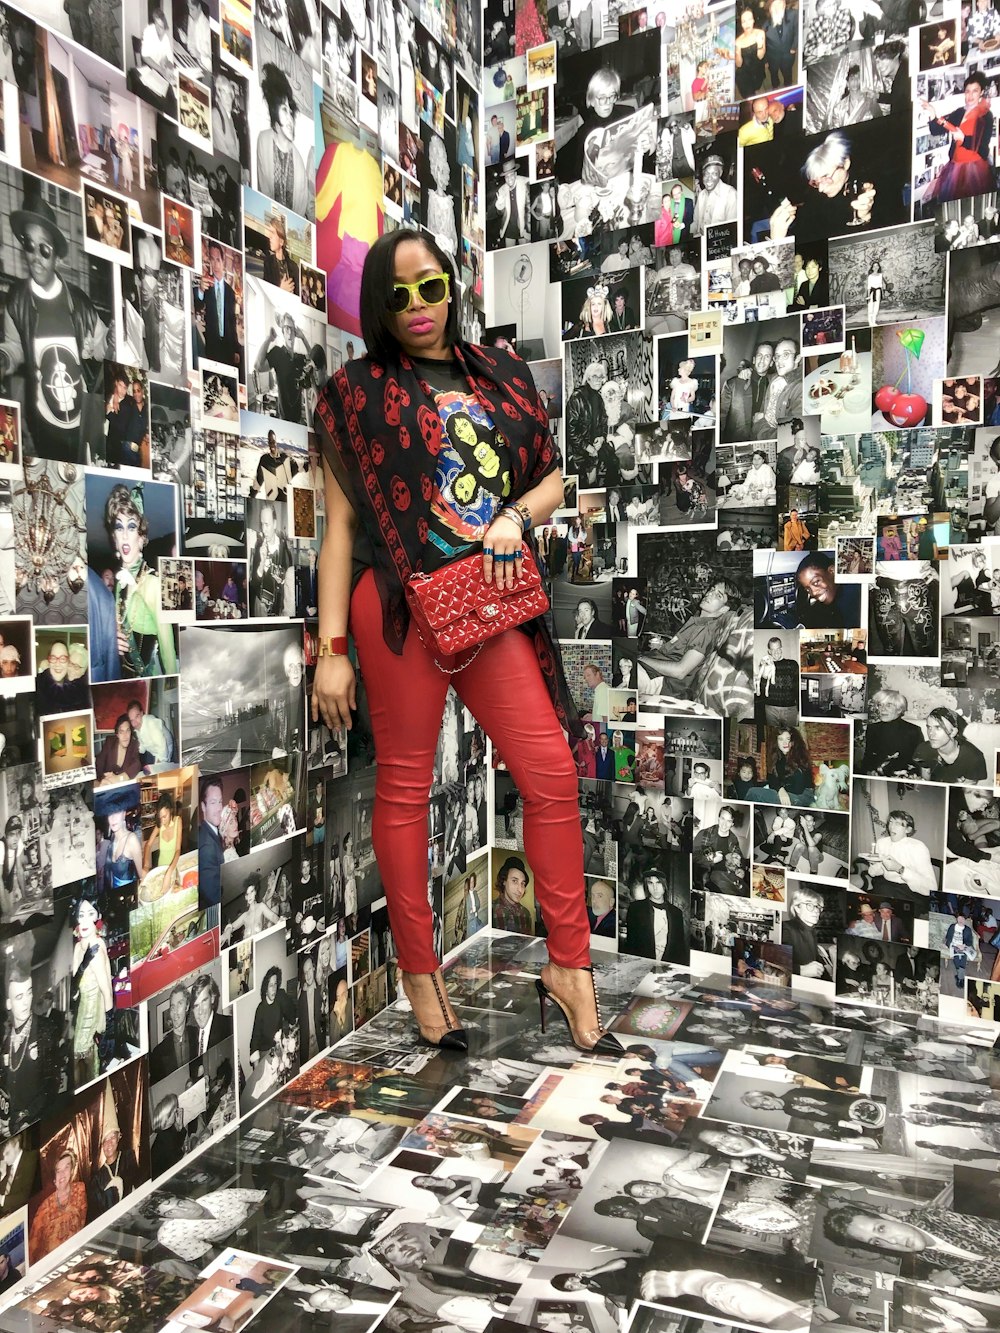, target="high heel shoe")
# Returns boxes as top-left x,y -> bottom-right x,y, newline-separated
535,966 -> 624,1055
401,970 -> 468,1052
